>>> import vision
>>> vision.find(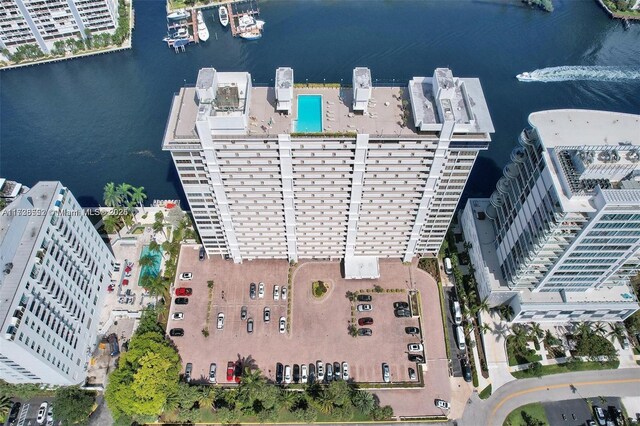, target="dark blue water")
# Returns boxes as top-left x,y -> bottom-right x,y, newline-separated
1,0 -> 639,206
